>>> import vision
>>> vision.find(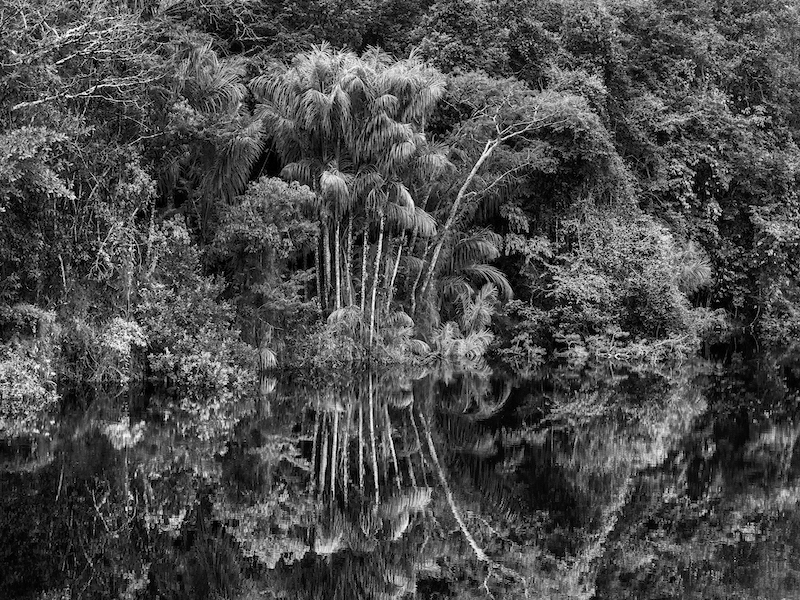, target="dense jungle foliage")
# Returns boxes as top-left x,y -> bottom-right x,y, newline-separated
2,0 -> 800,419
